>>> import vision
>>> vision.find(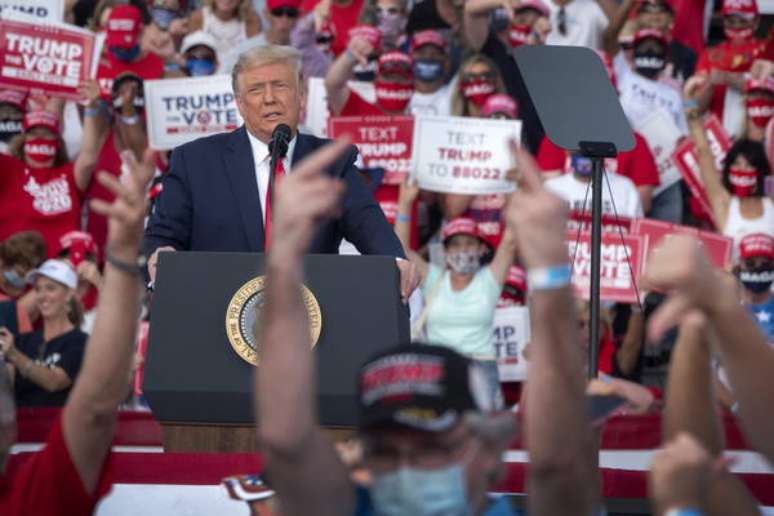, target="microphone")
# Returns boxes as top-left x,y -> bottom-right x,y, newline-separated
269,124 -> 291,159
